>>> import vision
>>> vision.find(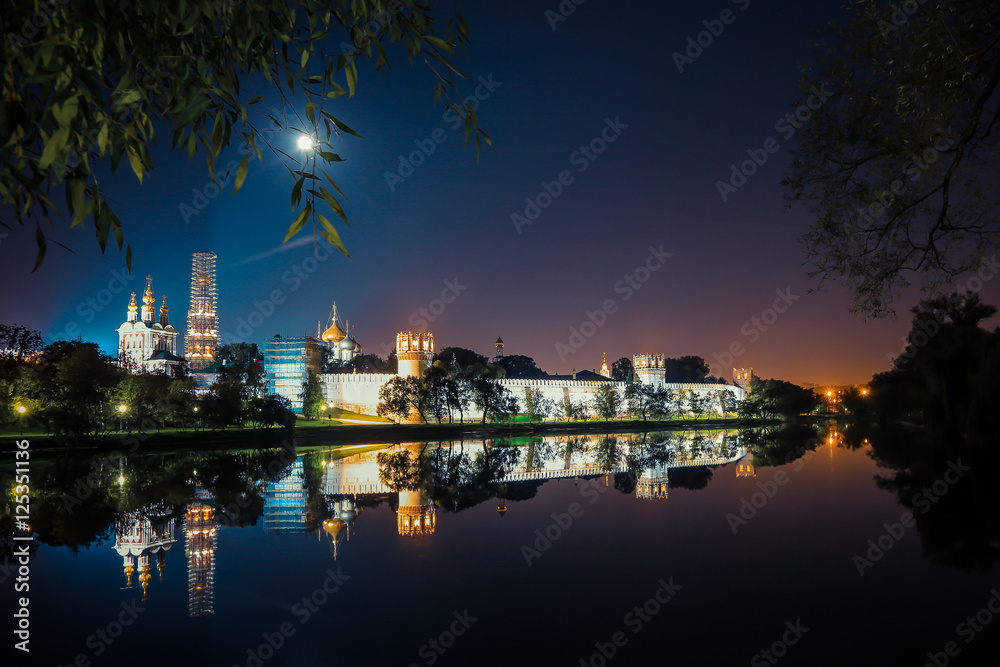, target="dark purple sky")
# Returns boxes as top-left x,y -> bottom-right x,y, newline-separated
3,0 -> 998,385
